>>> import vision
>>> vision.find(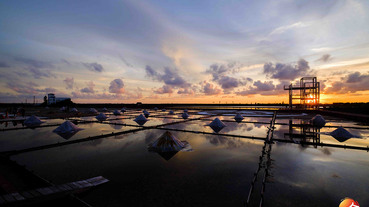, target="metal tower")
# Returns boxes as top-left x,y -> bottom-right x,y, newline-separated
284,77 -> 320,109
